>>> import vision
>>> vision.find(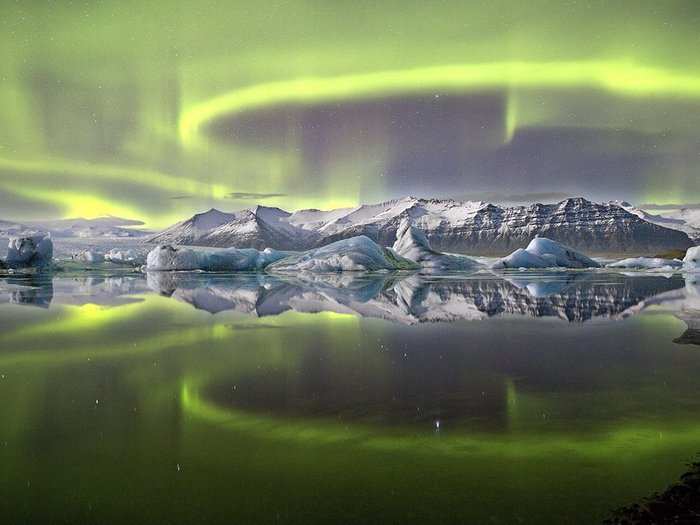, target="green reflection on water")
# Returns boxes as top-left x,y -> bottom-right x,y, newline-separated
1,278 -> 699,524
